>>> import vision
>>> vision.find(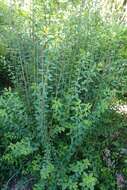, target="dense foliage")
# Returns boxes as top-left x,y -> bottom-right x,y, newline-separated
0,0 -> 127,189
